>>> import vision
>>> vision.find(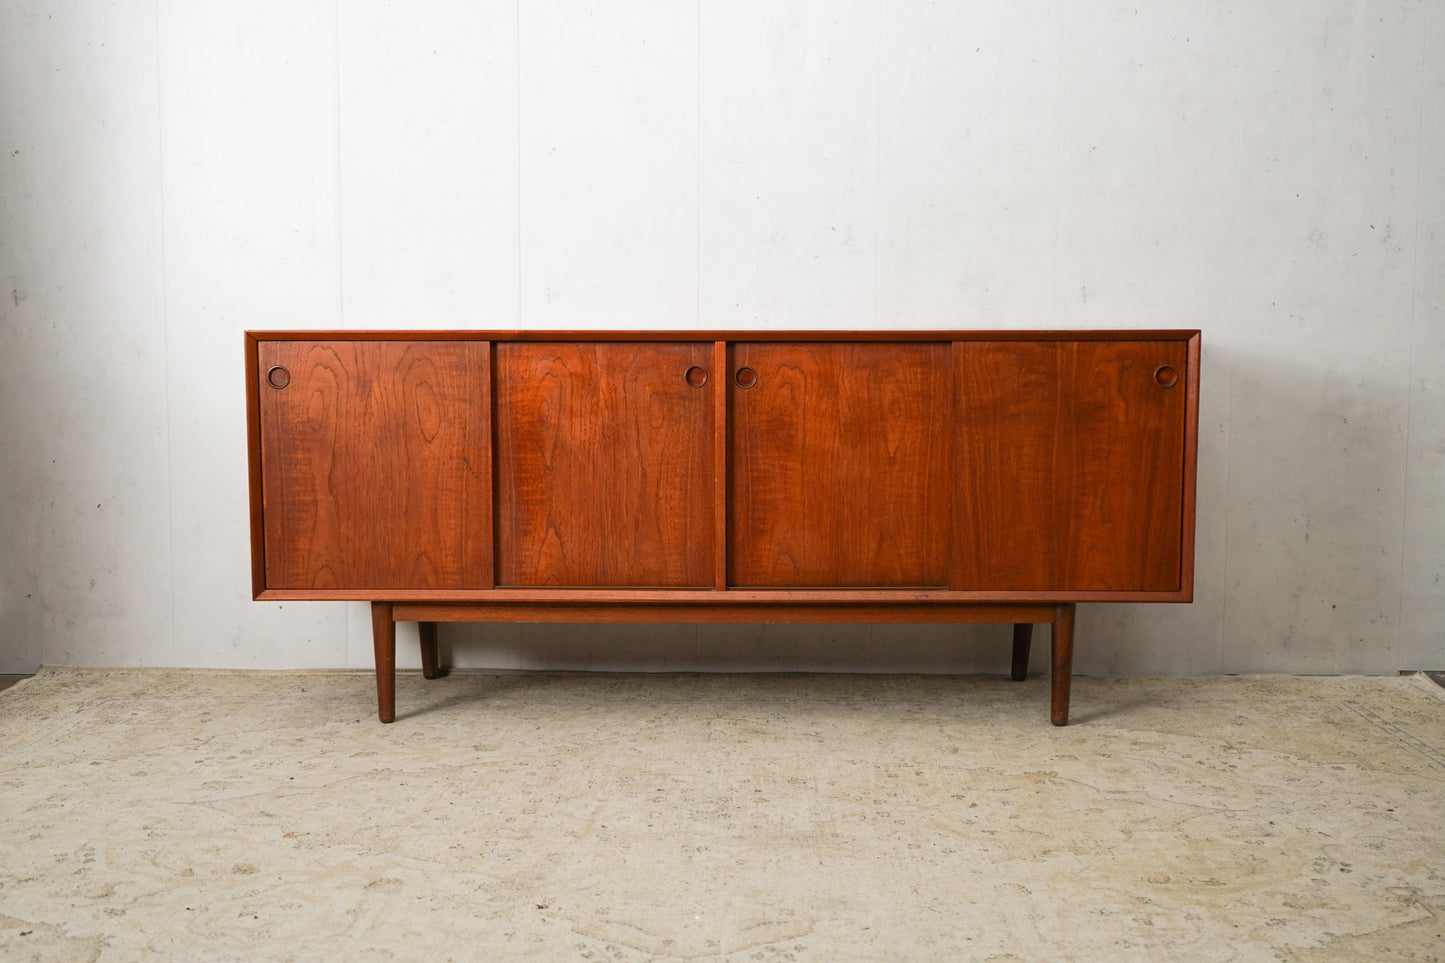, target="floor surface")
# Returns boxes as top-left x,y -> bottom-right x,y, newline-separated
1,667 -> 1442,961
